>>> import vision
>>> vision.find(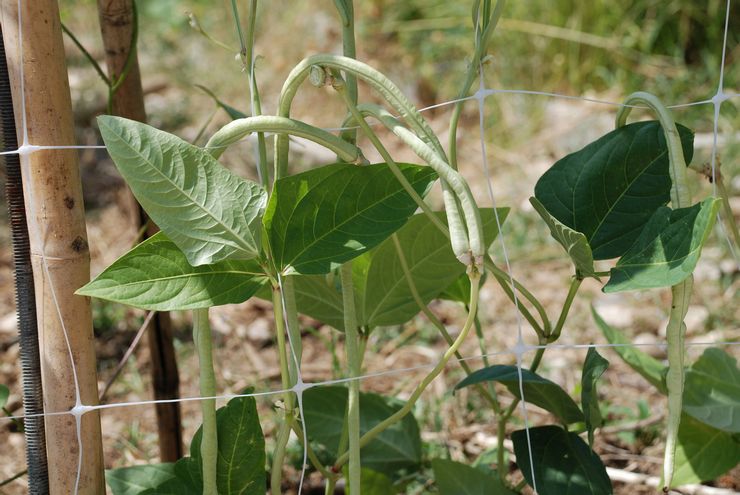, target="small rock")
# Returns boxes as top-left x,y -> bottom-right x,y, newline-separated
593,296 -> 634,328
245,318 -> 272,343
0,313 -> 17,334
633,332 -> 663,357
